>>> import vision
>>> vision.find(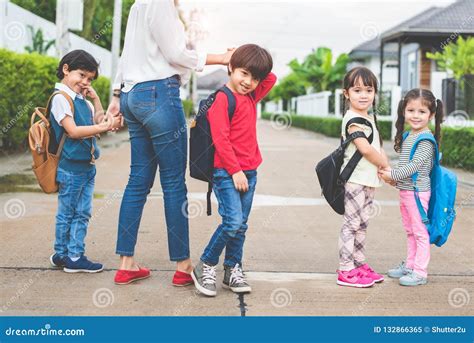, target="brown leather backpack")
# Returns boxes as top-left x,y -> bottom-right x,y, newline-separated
28,91 -> 74,193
